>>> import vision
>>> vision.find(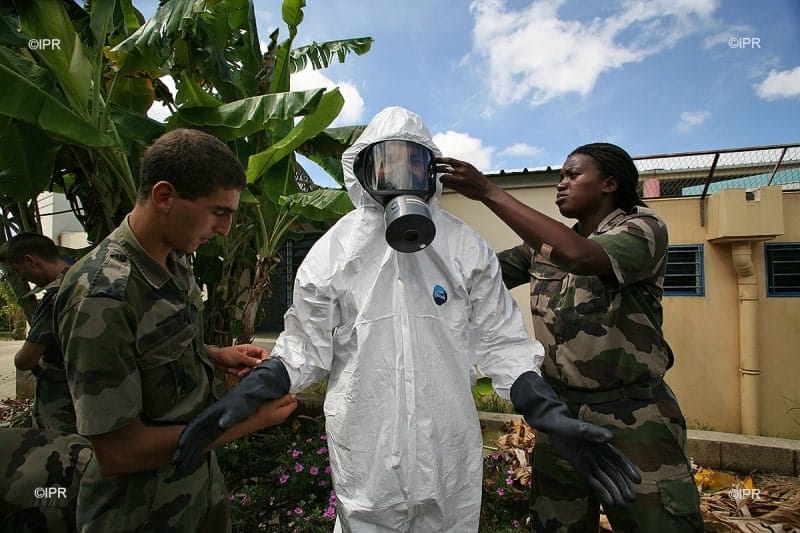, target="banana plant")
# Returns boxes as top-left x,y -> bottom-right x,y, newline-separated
0,0 -> 371,346
0,0 -> 163,313
108,0 -> 372,345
